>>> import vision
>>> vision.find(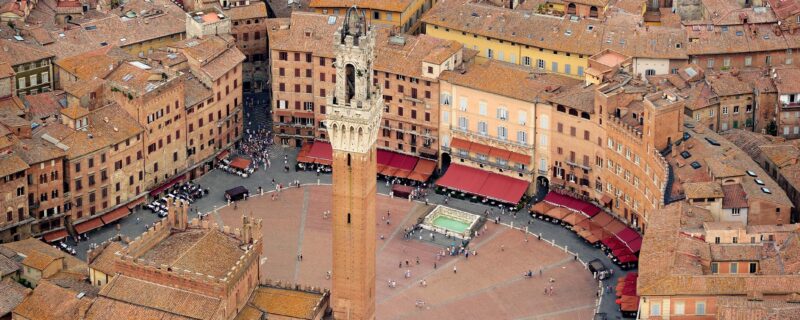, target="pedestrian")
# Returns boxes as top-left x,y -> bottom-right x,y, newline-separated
416,256 -> 420,265
501,244 -> 505,252
539,268 -> 543,276
399,262 -> 402,268
453,265 -> 457,274
434,262 -> 437,269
